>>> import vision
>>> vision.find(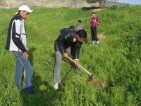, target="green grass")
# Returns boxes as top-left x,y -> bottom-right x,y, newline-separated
0,5 -> 141,106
